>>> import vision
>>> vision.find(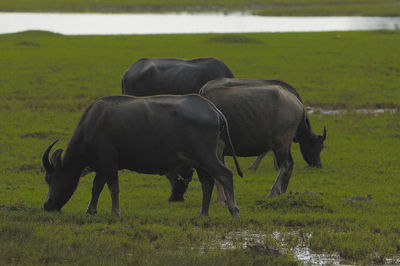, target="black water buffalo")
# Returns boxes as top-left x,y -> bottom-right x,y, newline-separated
120,57 -> 235,201
170,78 -> 326,200
42,94 -> 242,218
121,57 -> 234,96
